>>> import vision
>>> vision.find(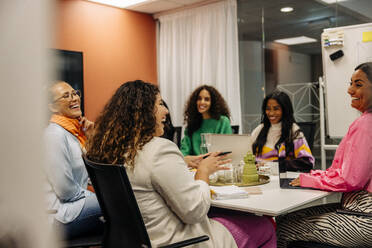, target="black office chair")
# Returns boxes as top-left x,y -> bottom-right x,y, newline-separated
297,122 -> 316,150
231,125 -> 239,134
64,233 -> 103,248
173,126 -> 182,148
82,155 -> 209,248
